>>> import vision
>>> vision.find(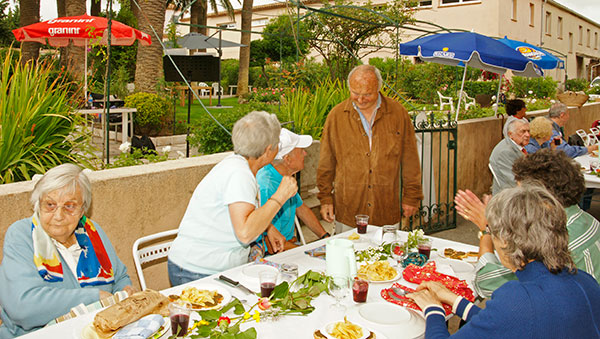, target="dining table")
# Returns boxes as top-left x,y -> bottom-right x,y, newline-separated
19,226 -> 479,339
575,153 -> 600,188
